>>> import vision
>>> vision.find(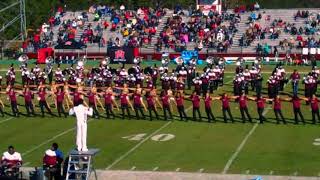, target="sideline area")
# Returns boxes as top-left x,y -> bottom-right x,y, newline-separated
20,168 -> 320,180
